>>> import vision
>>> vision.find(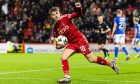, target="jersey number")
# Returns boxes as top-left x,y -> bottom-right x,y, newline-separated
80,46 -> 86,52
119,23 -> 124,29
